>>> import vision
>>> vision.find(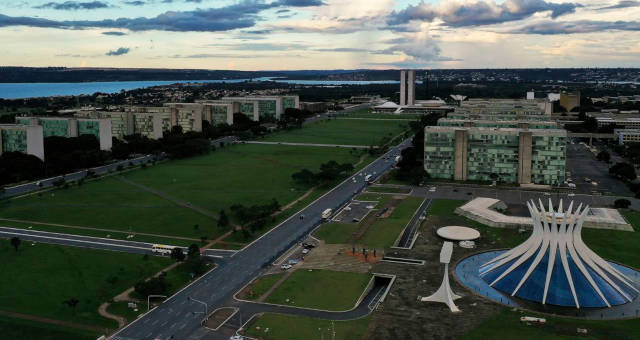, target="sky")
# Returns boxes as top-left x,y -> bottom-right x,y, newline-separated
0,0 -> 639,70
